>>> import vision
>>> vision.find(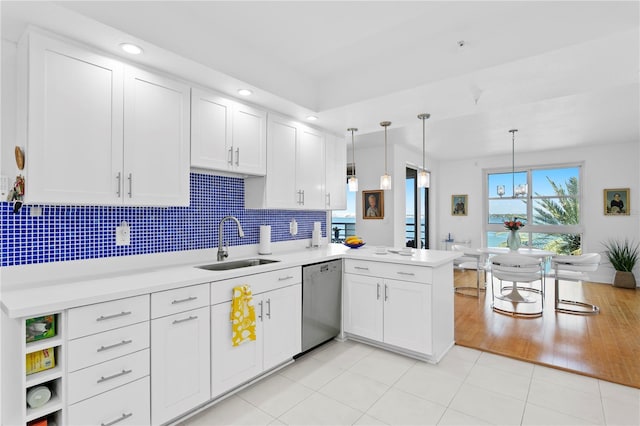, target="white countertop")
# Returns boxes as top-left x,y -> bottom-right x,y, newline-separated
0,244 -> 460,318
